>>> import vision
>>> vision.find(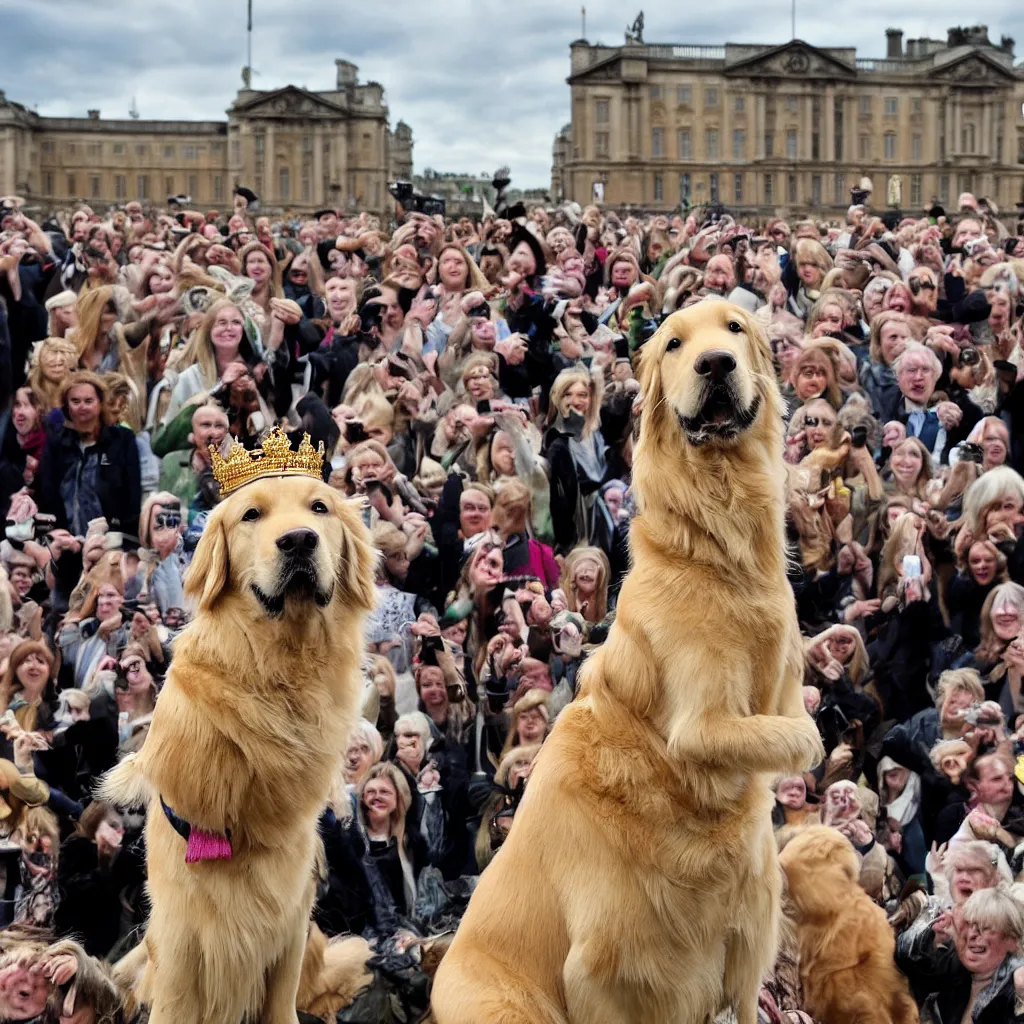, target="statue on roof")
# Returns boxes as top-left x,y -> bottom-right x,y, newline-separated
625,11 -> 644,44
241,66 -> 252,89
